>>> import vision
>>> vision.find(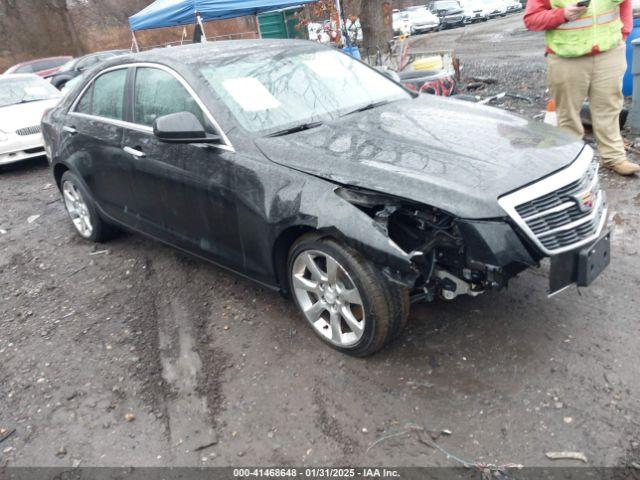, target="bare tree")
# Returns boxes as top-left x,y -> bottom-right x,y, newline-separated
42,0 -> 84,55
